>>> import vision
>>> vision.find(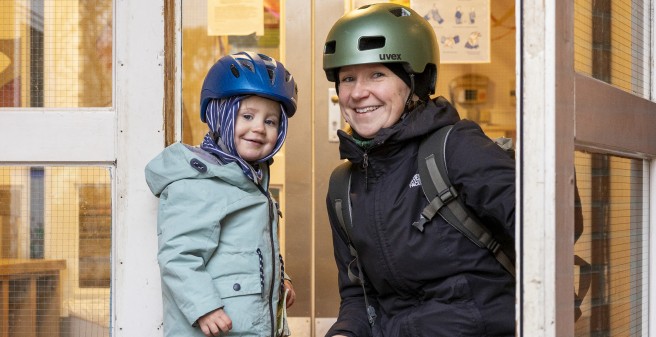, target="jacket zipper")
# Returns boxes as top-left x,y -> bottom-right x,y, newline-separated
252,165 -> 277,336
362,152 -> 369,190
267,197 -> 276,337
